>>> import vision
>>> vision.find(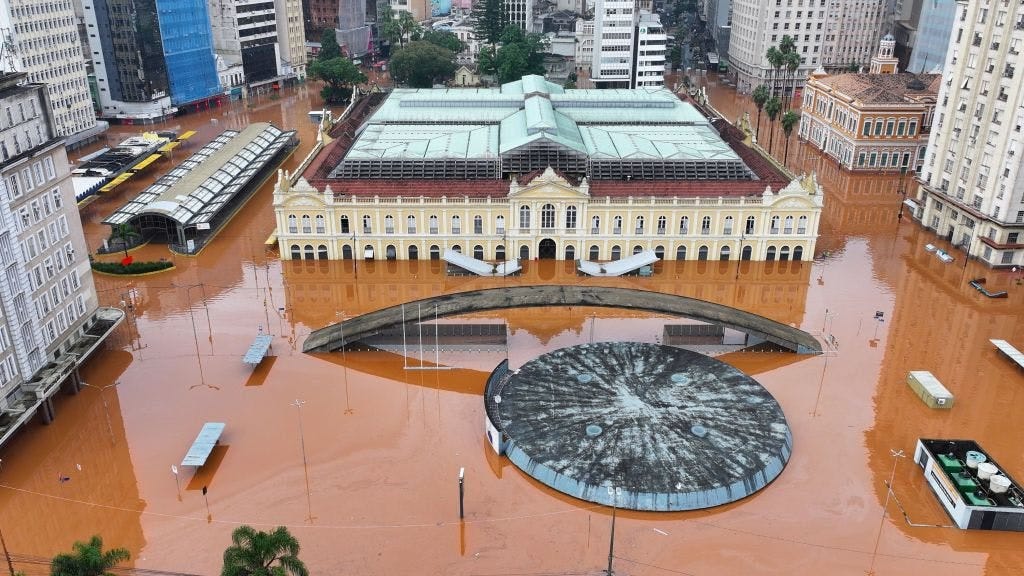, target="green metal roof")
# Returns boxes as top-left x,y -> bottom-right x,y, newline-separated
580,124 -> 741,161
346,123 -> 499,159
